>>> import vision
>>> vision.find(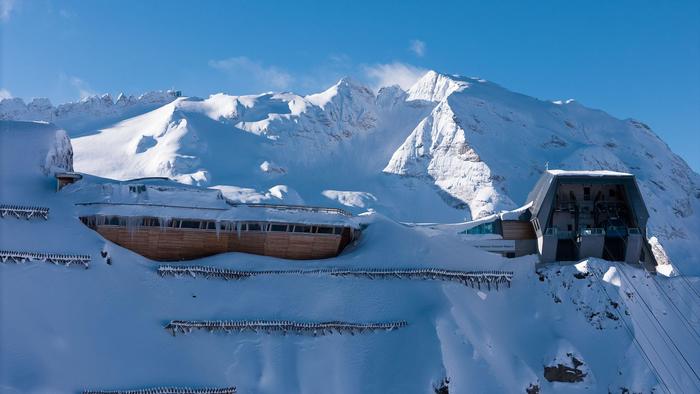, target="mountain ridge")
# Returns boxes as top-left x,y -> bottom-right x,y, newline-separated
2,71 -> 698,271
